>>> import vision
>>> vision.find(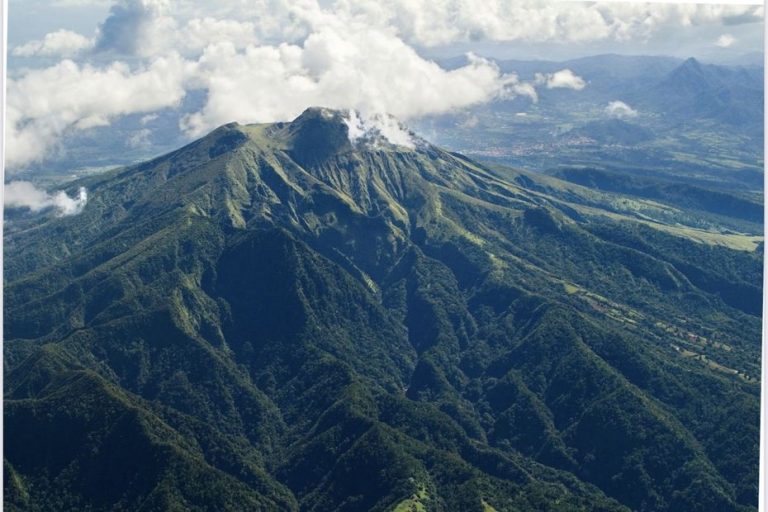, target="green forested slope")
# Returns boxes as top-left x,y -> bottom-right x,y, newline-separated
4,108 -> 761,511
